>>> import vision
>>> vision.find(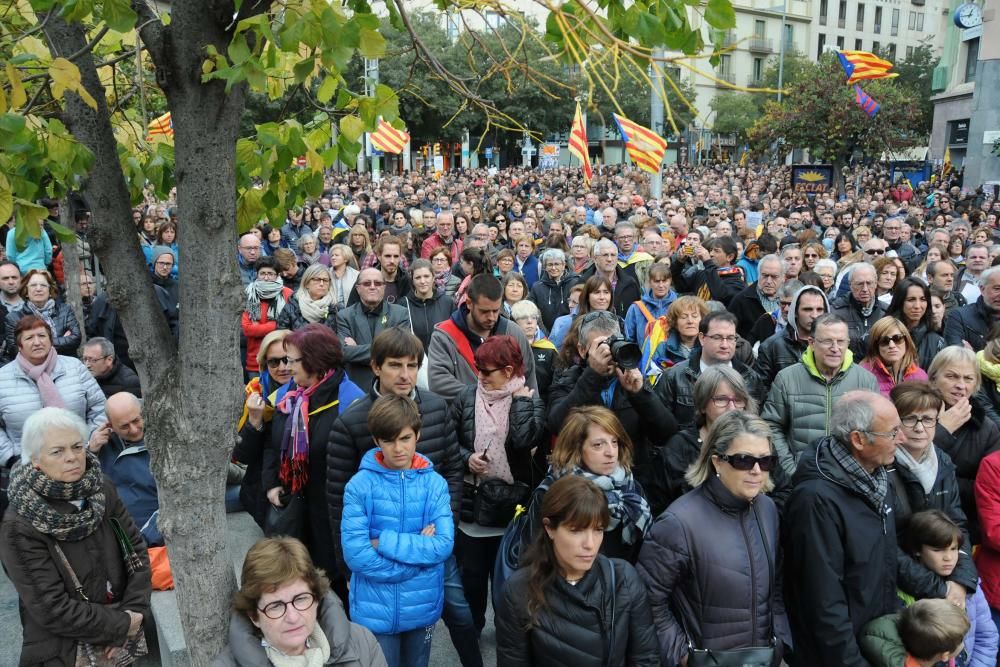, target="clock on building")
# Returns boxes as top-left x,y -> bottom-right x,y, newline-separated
953,2 -> 984,28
